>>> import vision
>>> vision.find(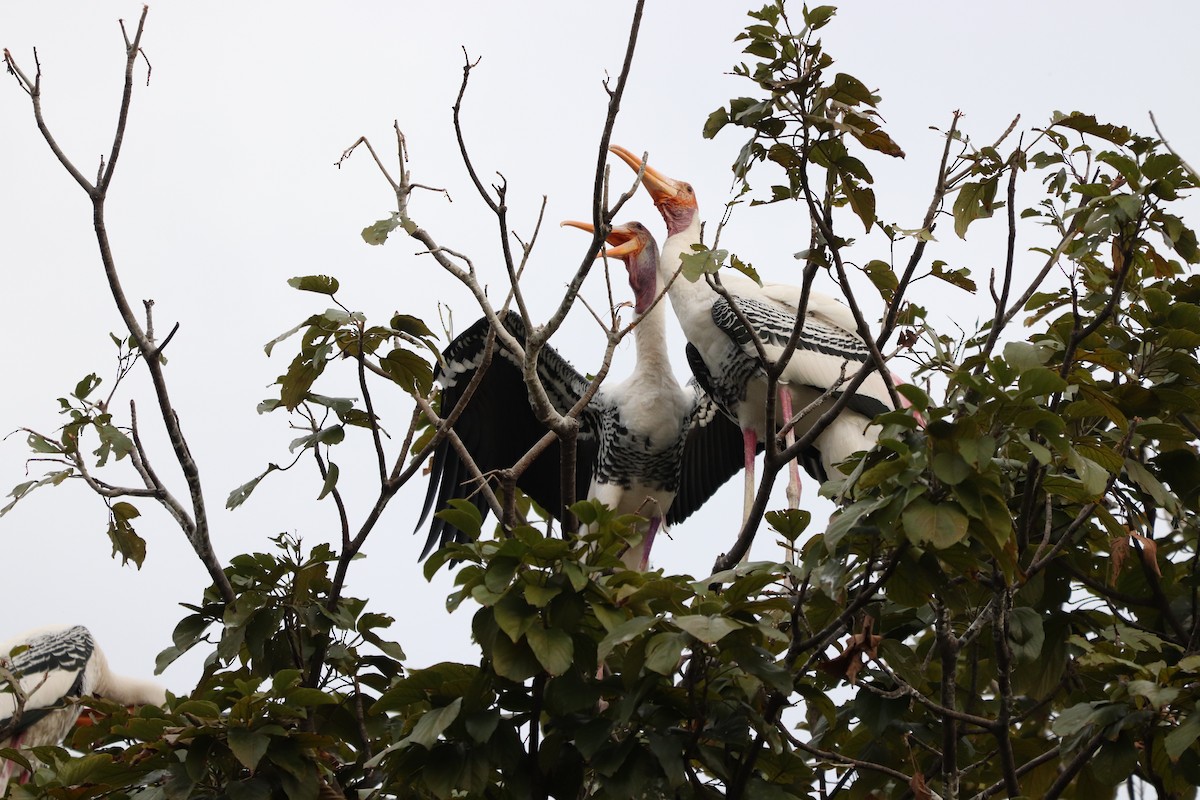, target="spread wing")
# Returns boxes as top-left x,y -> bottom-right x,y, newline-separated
667,375 -> 754,525
416,312 -> 600,557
